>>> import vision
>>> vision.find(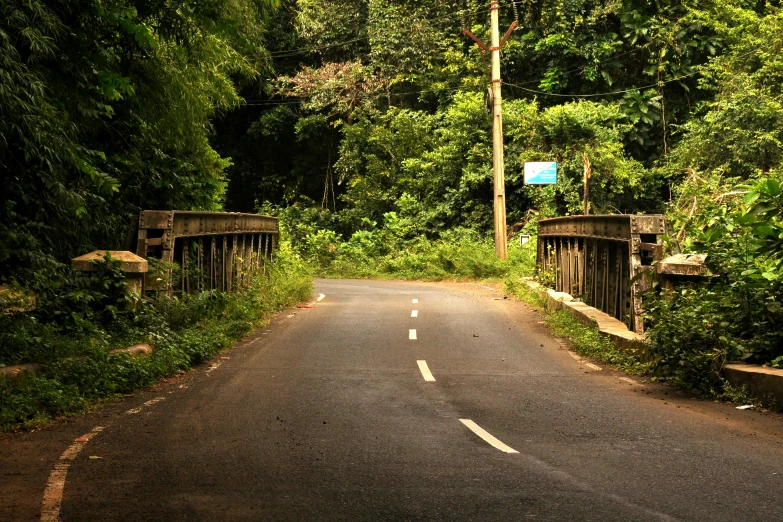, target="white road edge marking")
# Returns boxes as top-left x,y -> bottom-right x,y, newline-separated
409,329 -> 417,340
584,362 -> 602,371
411,310 -> 418,318
317,294 -> 326,302
417,360 -> 436,382
620,377 -> 636,385
459,419 -> 518,454
412,298 -> 418,304
41,426 -> 105,522
126,396 -> 165,415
